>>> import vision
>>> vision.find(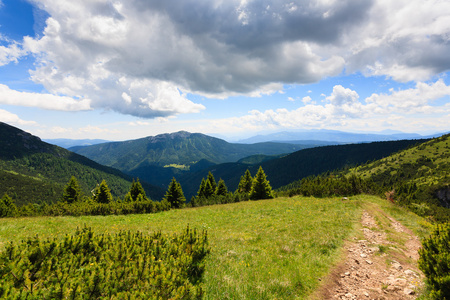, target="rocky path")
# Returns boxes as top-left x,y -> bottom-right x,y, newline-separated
317,210 -> 424,299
